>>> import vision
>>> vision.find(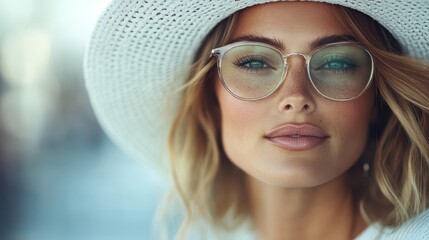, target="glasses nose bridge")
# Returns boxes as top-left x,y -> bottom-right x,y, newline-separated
282,52 -> 310,66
